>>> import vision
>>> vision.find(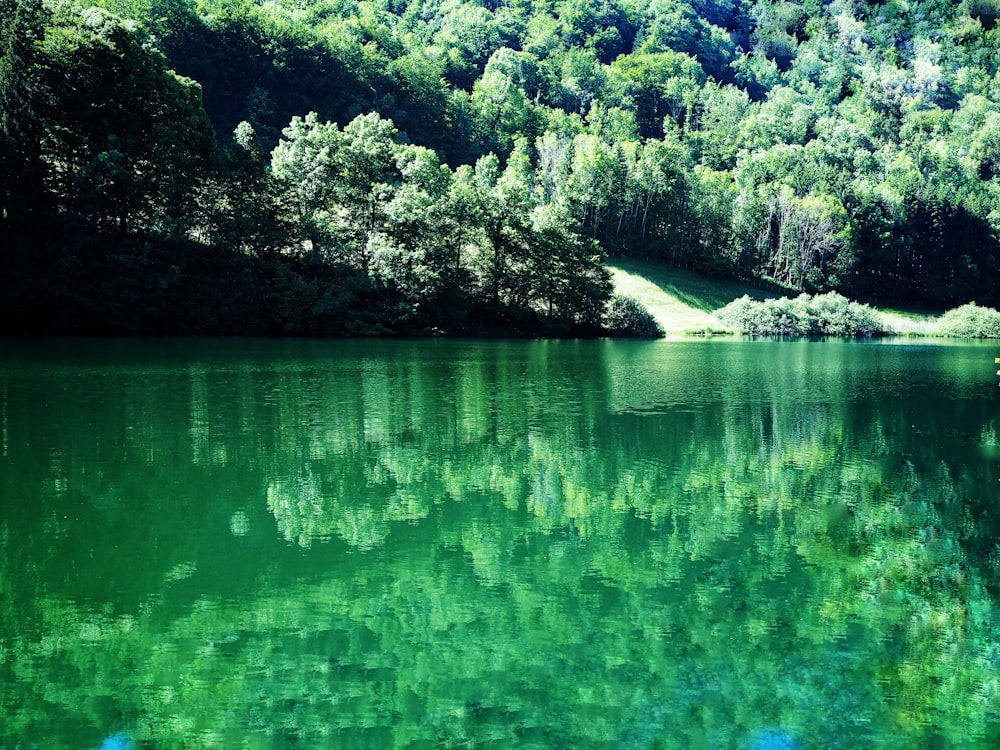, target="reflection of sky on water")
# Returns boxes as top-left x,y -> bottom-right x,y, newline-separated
752,729 -> 799,750
96,734 -> 134,750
